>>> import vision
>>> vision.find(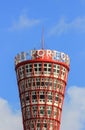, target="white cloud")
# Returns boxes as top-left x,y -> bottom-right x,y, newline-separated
8,14 -> 40,31
49,17 -> 85,35
0,98 -> 22,130
61,86 -> 85,130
